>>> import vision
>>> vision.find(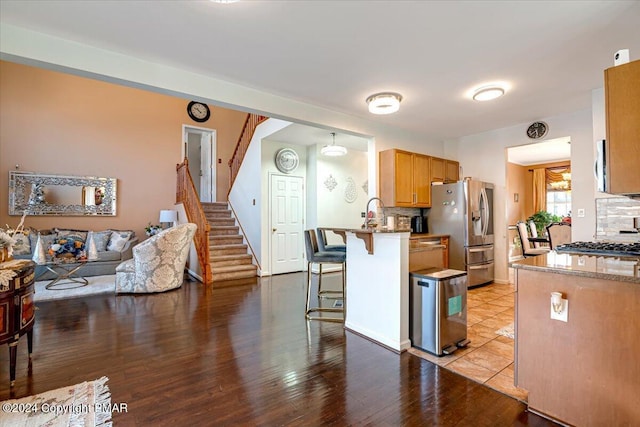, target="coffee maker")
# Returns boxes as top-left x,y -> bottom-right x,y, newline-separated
411,215 -> 427,233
